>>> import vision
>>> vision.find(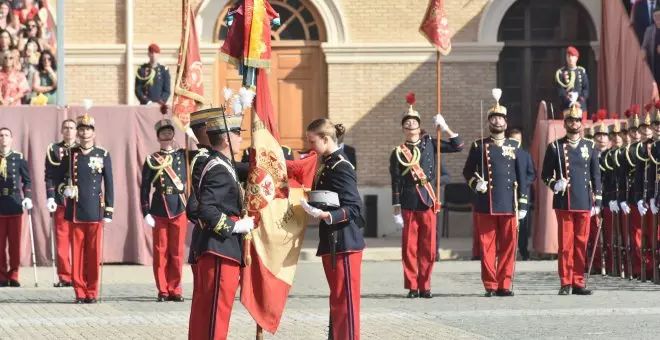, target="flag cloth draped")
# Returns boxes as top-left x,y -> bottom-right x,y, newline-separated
172,0 -> 205,129
39,1 -> 57,49
419,0 -> 452,55
240,70 -> 317,334
598,0 -> 658,113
